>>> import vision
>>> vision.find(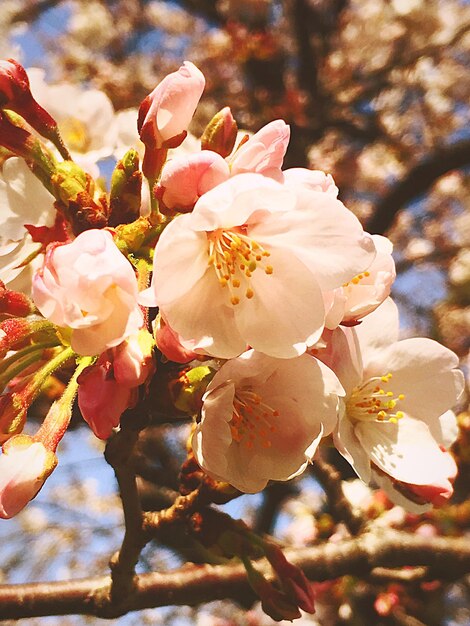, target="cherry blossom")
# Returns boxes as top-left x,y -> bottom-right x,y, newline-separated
192,349 -> 344,492
140,173 -> 376,359
32,229 -> 143,356
324,234 -> 396,328
317,299 -> 464,510
0,157 -> 56,293
28,69 -> 119,176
